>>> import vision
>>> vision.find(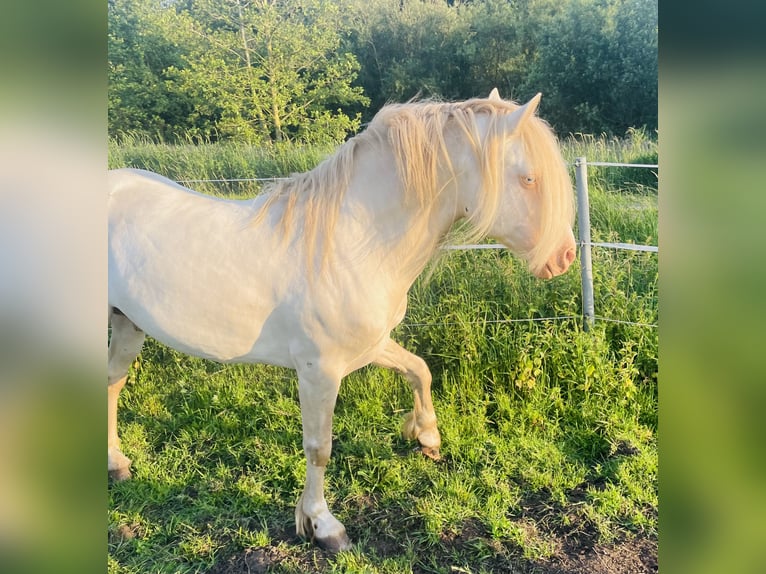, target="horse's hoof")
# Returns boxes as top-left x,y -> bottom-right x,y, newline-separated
109,466 -> 132,482
315,530 -> 352,553
403,412 -> 441,459
417,445 -> 441,461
